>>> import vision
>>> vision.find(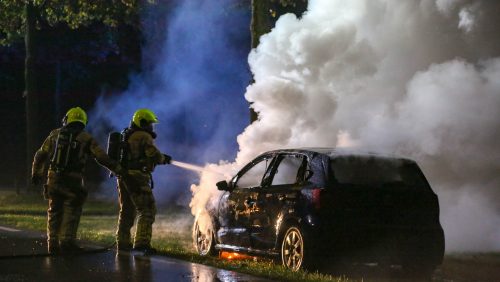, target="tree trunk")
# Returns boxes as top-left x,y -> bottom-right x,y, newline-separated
251,0 -> 272,49
249,0 -> 272,123
54,60 -> 62,120
24,1 -> 38,190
